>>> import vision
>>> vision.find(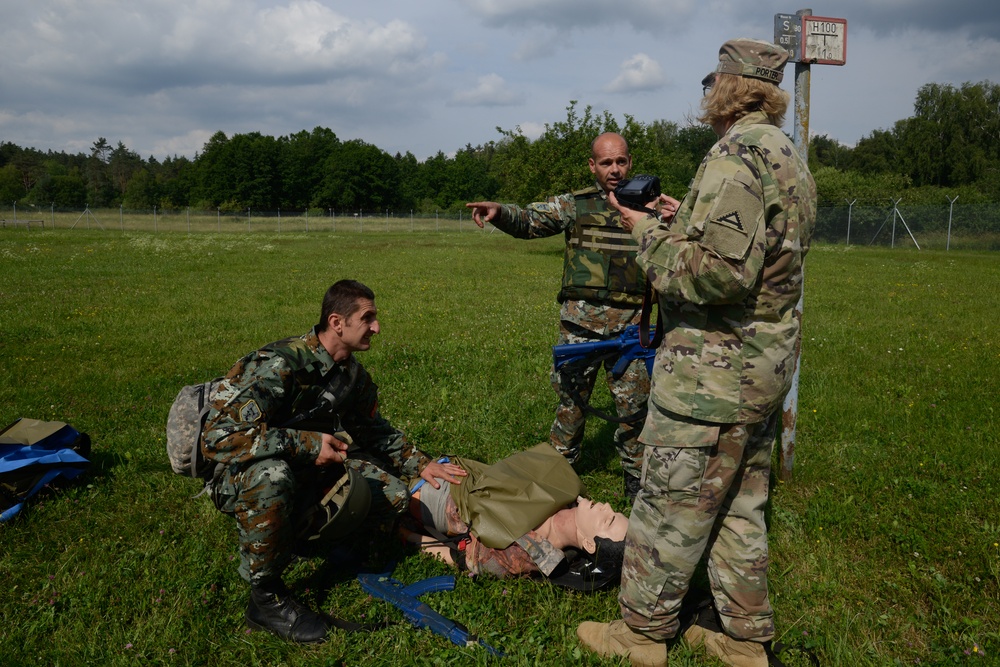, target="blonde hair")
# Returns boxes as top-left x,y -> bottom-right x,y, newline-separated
698,72 -> 789,128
